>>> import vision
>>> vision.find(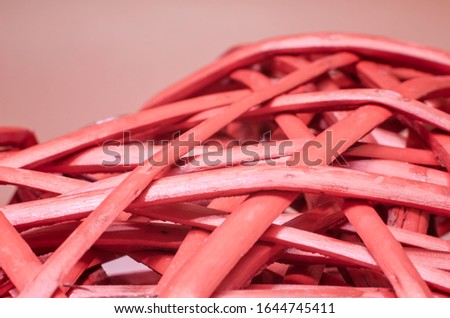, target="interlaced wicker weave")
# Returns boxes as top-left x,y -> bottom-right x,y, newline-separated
1,33 -> 450,298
